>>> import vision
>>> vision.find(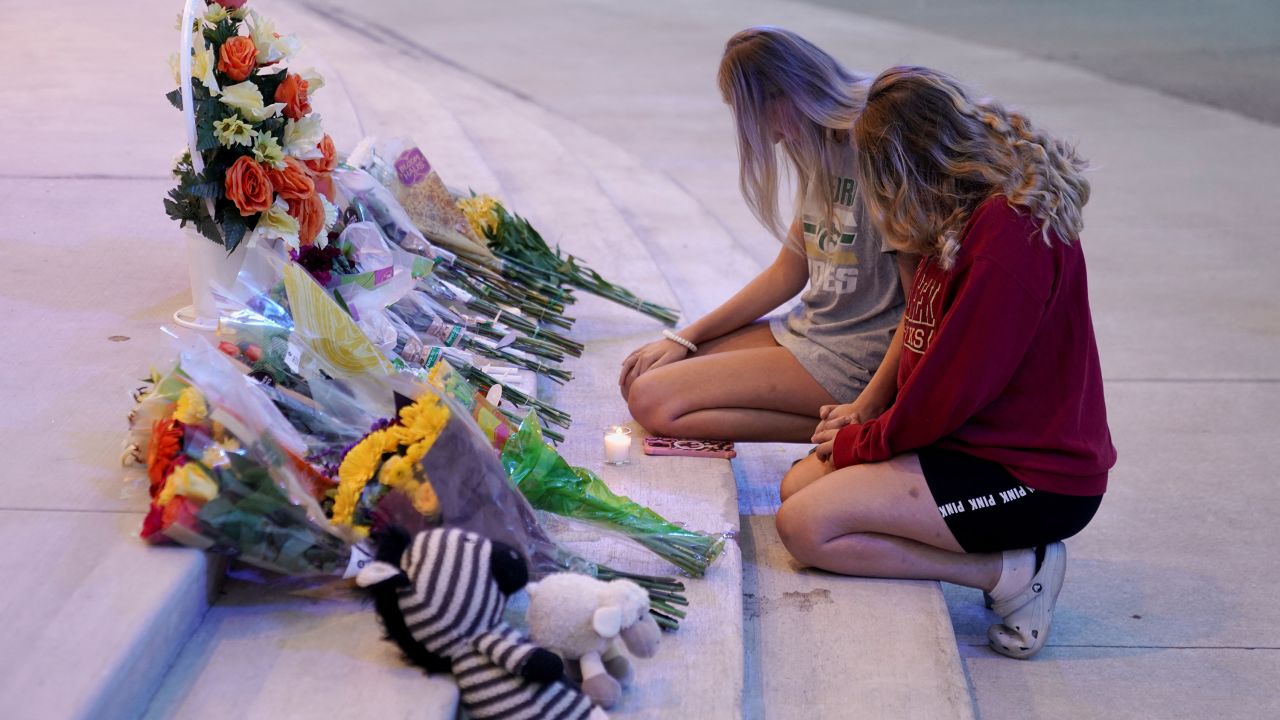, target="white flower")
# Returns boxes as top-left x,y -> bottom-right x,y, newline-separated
318,196 -> 339,248
253,198 -> 301,249
188,34 -> 221,95
297,67 -> 326,93
283,115 -> 325,160
247,10 -> 300,64
219,81 -> 285,122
